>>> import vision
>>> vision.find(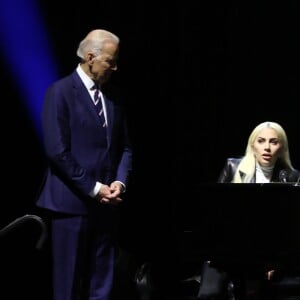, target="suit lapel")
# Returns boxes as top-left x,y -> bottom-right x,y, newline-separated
72,71 -> 108,126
